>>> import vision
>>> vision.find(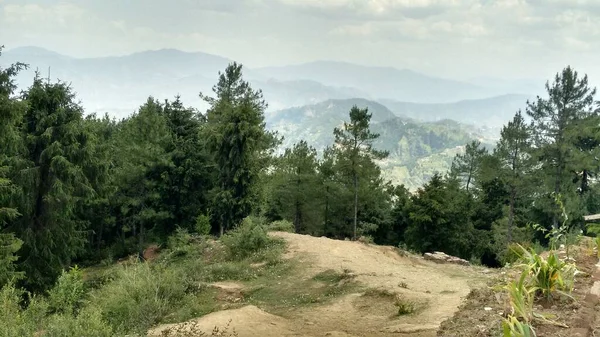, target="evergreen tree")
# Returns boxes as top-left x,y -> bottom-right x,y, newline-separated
526,66 -> 598,228
9,77 -> 99,289
0,47 -> 26,286
267,141 -> 321,233
333,105 -> 388,239
494,111 -> 534,242
110,98 -> 172,257
405,173 -> 475,259
202,63 -> 278,235
160,96 -> 213,232
451,140 -> 487,192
